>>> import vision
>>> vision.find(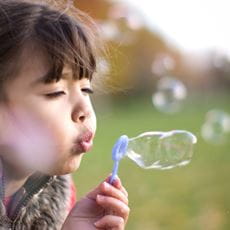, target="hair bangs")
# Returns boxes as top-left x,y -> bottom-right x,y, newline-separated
33,6 -> 96,83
